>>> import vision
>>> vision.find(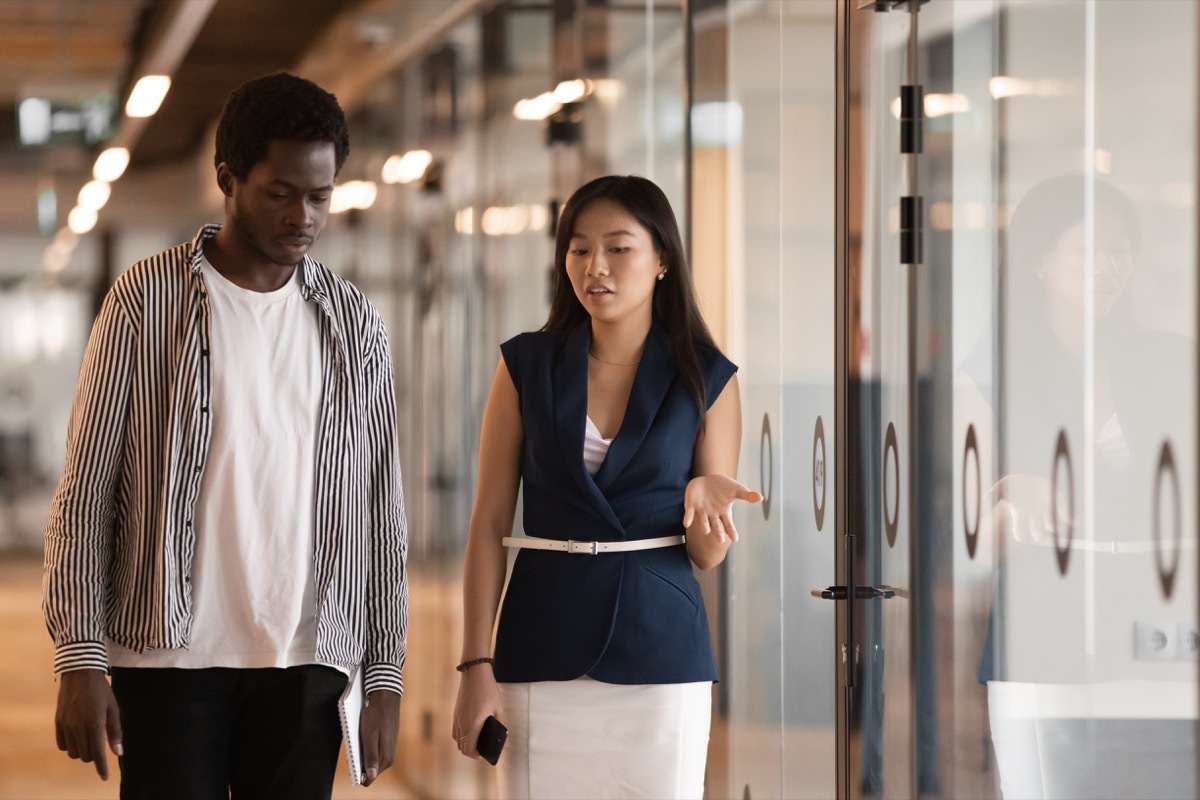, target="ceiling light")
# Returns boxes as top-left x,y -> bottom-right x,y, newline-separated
455,207 -> 475,235
125,75 -> 172,118
888,93 -> 970,119
331,181 -> 378,213
481,205 -> 530,236
923,93 -> 971,118
68,205 -> 99,235
513,92 -> 561,121
77,180 -> 112,212
93,147 -> 130,182
527,203 -> 549,232
381,150 -> 433,184
988,76 -> 1066,99
553,80 -> 590,104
